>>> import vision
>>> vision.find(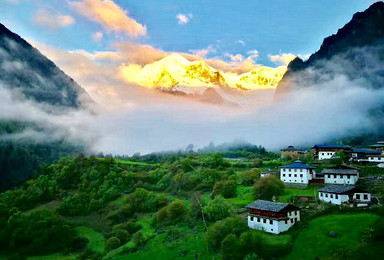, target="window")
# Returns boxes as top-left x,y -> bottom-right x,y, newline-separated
269,220 -> 273,225
291,219 -> 294,224
282,174 -> 286,177
300,174 -> 303,178
250,216 -> 254,221
322,153 -> 325,155
263,219 -> 266,224
300,169 -> 303,172
347,175 -> 350,179
289,169 -> 291,172
325,194 -> 328,198
319,192 -> 322,197
285,220 -> 288,224
294,174 -> 297,177
330,194 -> 333,199
283,169 -> 286,172
289,174 -> 291,177
294,169 -> 297,172
356,194 -> 360,200
335,194 -> 338,199
364,194 -> 368,200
